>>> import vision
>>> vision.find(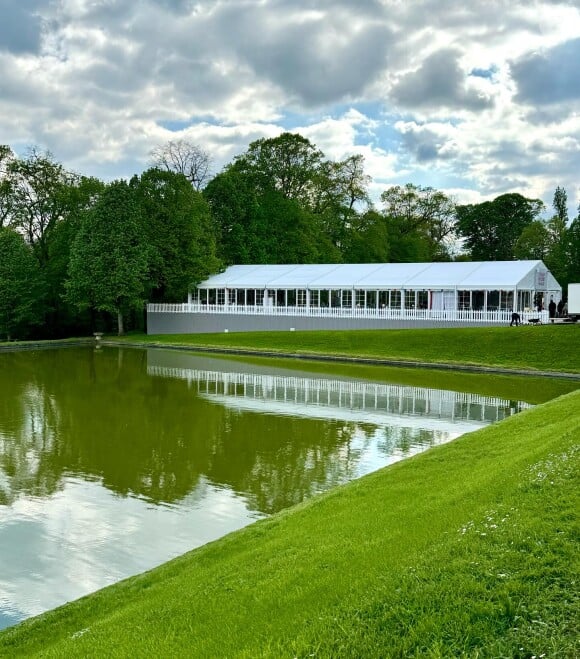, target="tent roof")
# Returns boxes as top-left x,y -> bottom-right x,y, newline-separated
198,261 -> 557,290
